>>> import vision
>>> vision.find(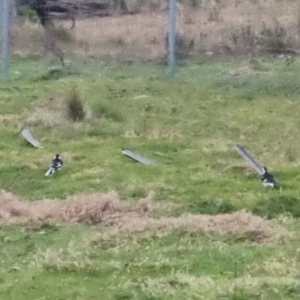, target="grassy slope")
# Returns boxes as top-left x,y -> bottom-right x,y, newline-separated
1,56 -> 300,299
